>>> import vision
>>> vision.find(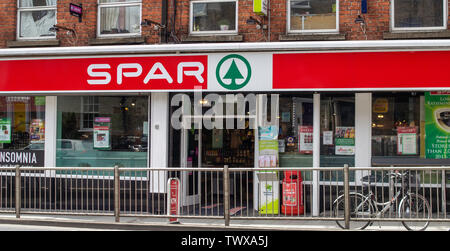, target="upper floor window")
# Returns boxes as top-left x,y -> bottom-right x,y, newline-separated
288,0 -> 339,33
392,0 -> 447,31
98,0 -> 142,37
18,0 -> 57,39
190,0 -> 238,35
